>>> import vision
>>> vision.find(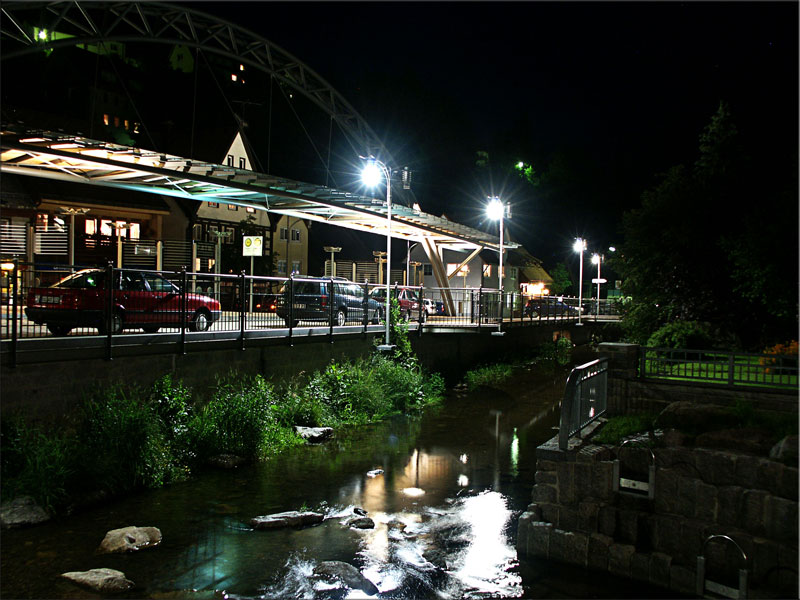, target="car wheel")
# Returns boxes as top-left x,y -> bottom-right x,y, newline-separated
46,323 -> 72,336
333,309 -> 346,327
142,326 -> 160,333
99,311 -> 124,335
189,309 -> 211,332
